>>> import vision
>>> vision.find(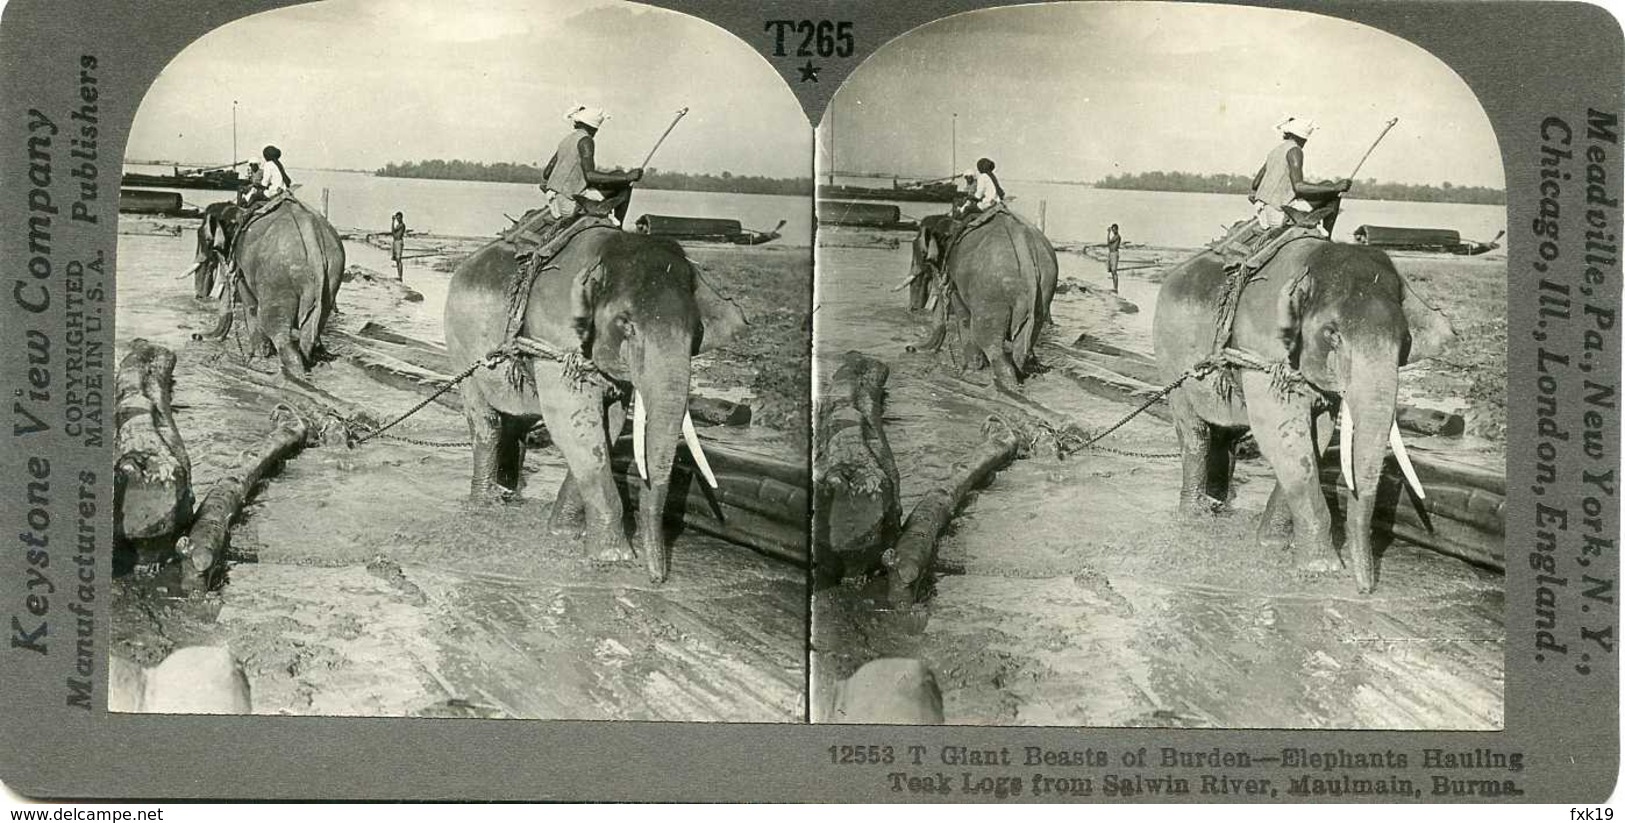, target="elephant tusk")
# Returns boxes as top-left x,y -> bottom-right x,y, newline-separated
632,389 -> 649,483
179,261 -> 201,280
682,410 -> 719,489
891,271 -> 921,292
1389,421 -> 1427,500
1338,407 -> 1356,498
